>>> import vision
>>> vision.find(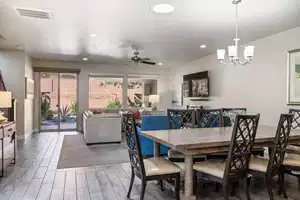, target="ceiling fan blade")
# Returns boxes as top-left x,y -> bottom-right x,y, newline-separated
140,60 -> 156,65
141,57 -> 151,61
